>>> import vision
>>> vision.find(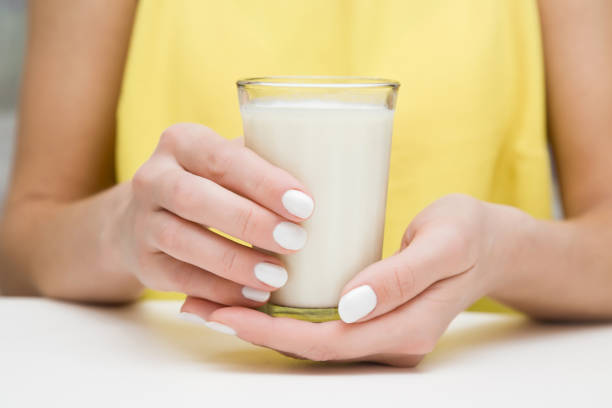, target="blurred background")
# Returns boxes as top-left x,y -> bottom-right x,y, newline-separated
0,1 -> 562,217
0,0 -> 25,199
